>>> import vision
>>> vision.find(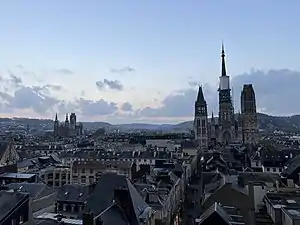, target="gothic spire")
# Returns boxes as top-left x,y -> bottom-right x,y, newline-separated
196,86 -> 205,103
55,113 -> 58,121
211,111 -> 215,124
221,43 -> 227,76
